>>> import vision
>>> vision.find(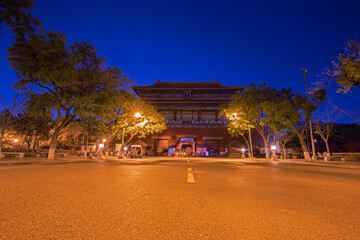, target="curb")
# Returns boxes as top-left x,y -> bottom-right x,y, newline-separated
0,158 -> 98,166
1,157 -> 360,169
